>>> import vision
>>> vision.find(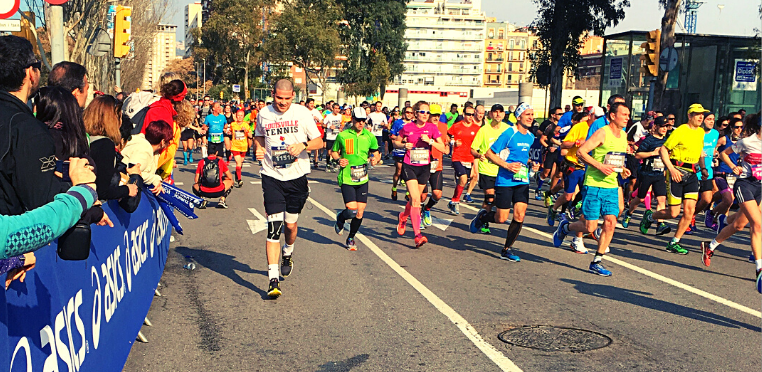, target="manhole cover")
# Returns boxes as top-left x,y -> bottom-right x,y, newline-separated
498,326 -> 612,352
